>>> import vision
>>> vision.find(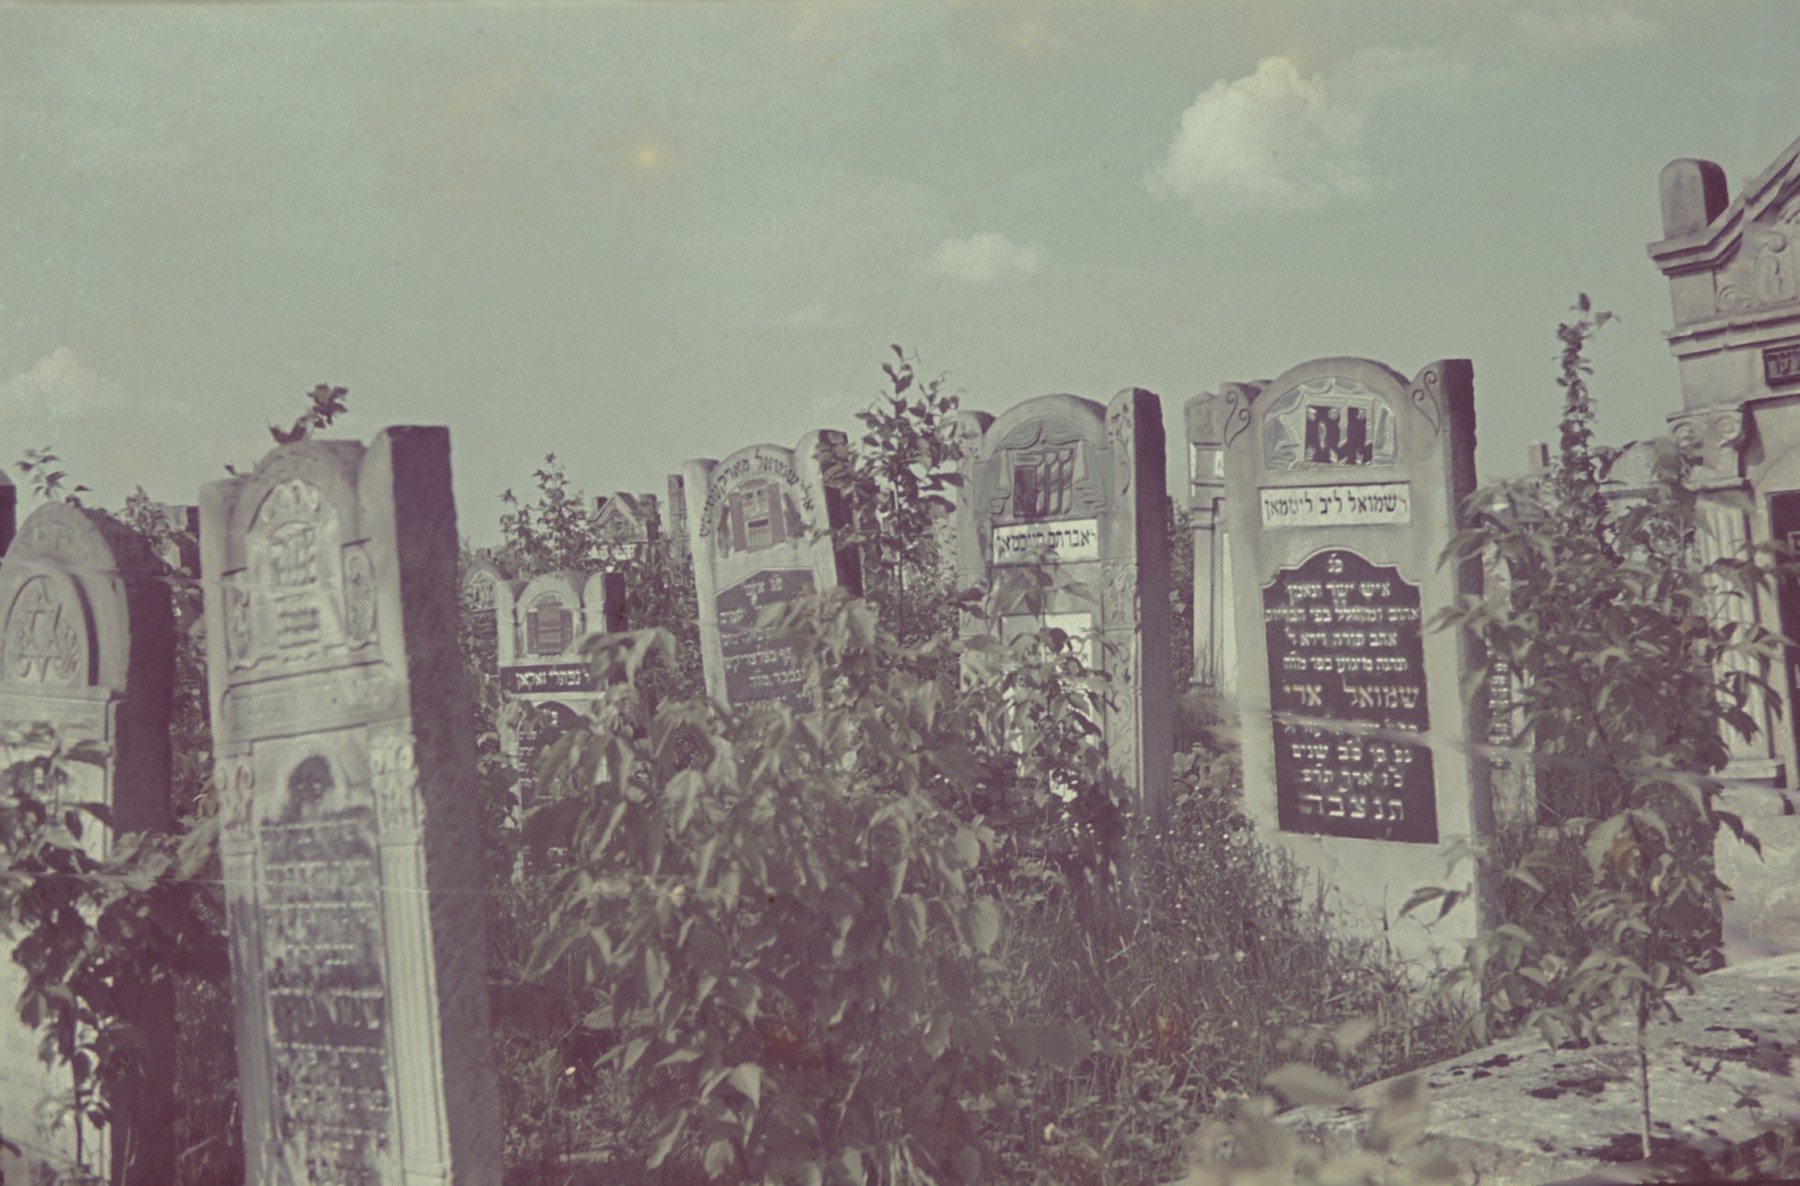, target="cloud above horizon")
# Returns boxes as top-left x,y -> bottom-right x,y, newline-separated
1145,47 -> 1473,220
919,232 -> 1046,287
1513,7 -> 1661,49
0,347 -> 128,422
